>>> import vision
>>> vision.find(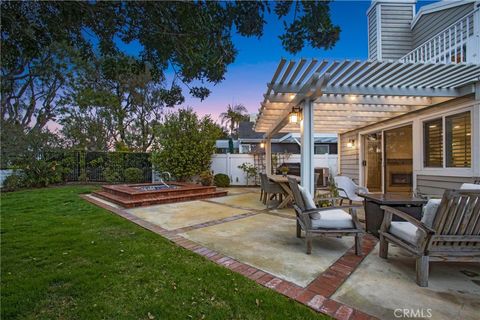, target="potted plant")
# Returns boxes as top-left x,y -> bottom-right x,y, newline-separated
280,165 -> 289,177
199,170 -> 213,186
